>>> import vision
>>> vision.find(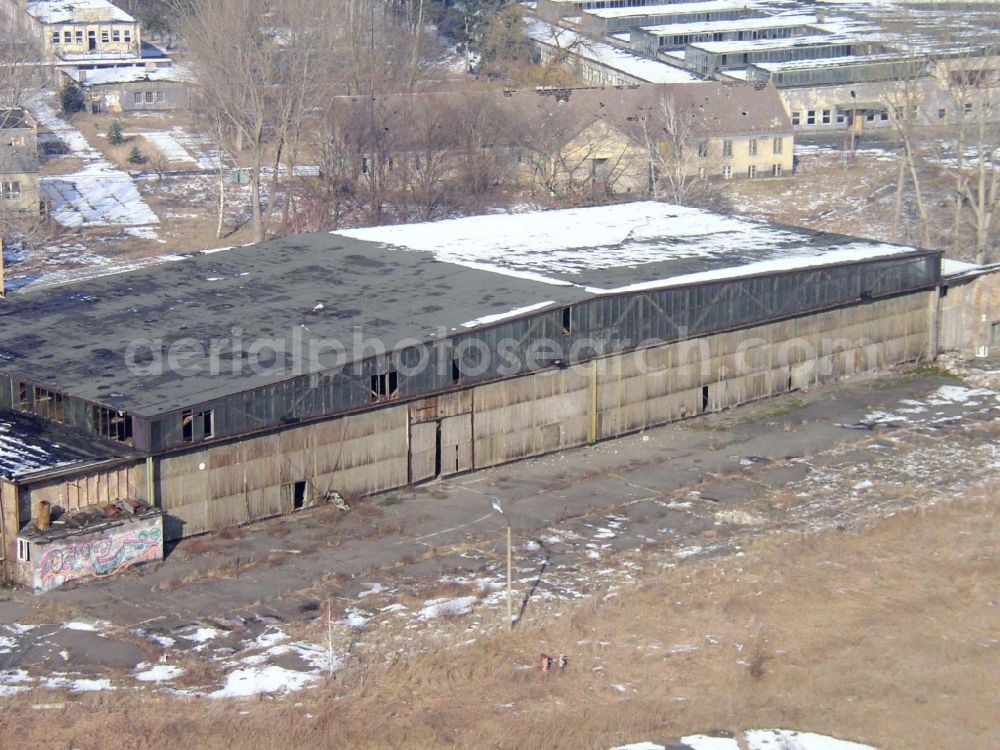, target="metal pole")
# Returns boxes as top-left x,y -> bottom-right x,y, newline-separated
506,522 -> 513,631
